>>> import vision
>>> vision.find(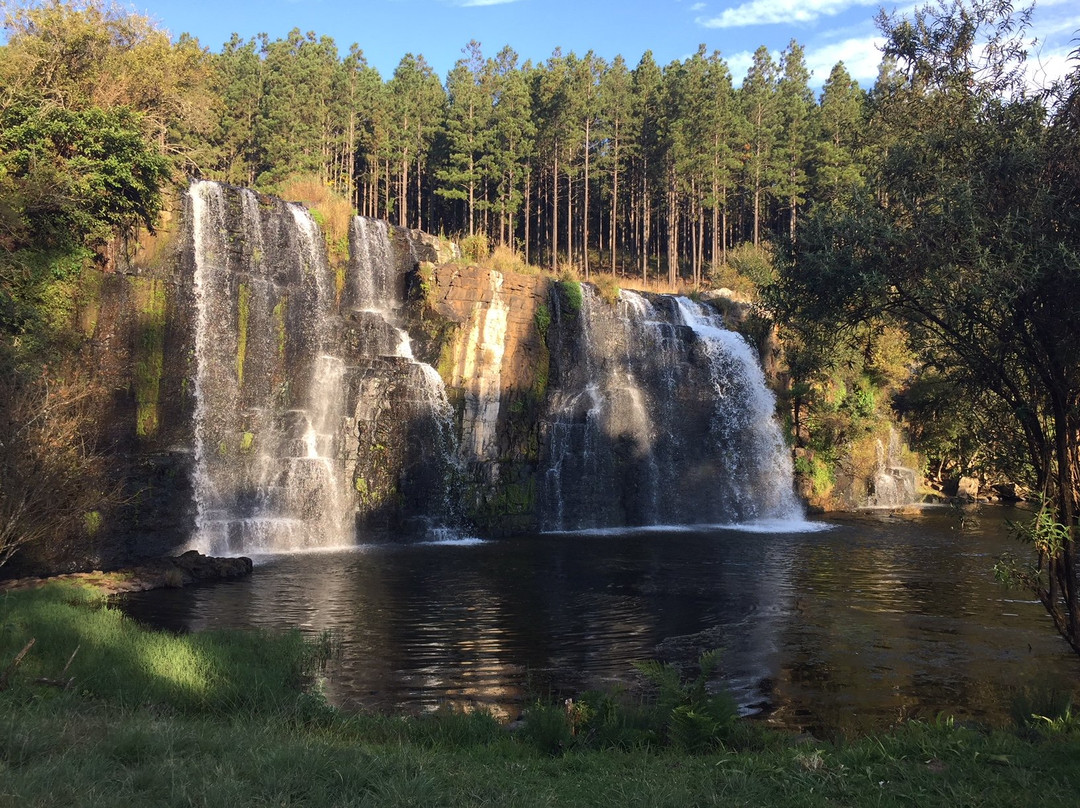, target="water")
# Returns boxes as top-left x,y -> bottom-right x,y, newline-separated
346,214 -> 462,540
187,181 -> 348,554
540,289 -> 803,531
673,296 -> 802,522
123,507 -> 1079,735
